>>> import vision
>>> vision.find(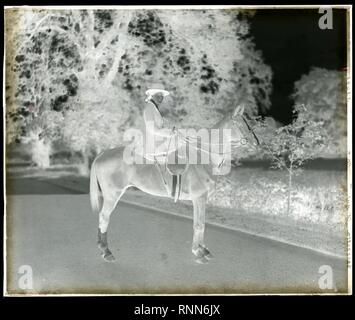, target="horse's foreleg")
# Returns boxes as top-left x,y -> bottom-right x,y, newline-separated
192,193 -> 212,263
